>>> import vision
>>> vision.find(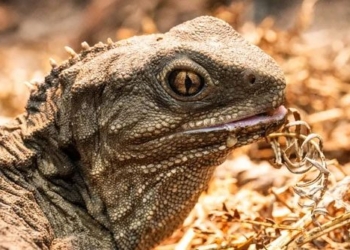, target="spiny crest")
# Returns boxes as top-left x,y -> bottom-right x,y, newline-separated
63,38 -> 114,61
107,38 -> 113,45
23,80 -> 39,91
44,38 -> 118,90
52,37 -> 116,74
64,46 -> 78,58
49,58 -> 58,69
24,38 -> 118,142
81,41 -> 90,50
